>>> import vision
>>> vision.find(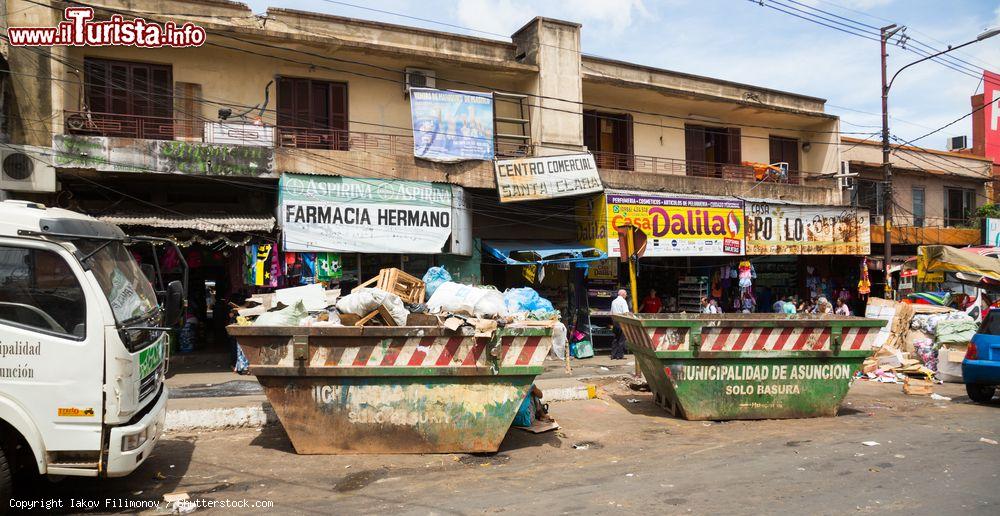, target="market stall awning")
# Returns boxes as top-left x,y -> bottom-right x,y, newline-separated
483,240 -> 607,266
921,245 -> 1000,282
98,214 -> 275,233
